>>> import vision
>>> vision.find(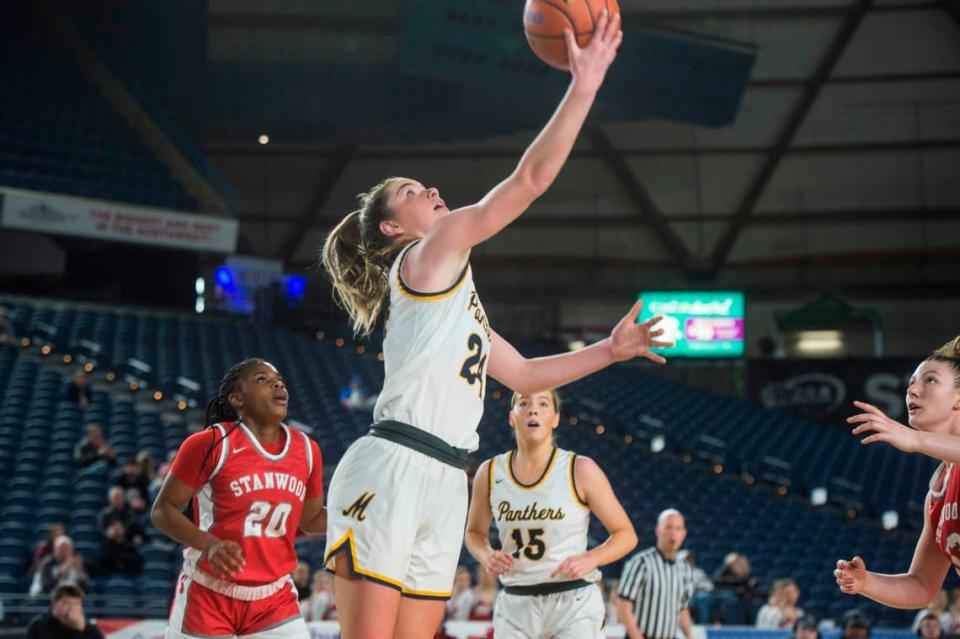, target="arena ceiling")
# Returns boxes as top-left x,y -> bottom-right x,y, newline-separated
201,0 -> 960,301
